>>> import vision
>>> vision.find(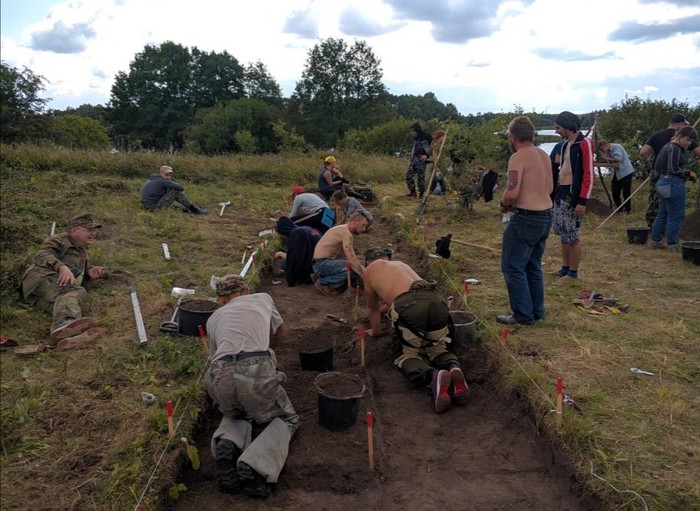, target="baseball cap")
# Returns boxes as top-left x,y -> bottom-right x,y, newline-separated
364,246 -> 392,262
324,155 -> 336,163
670,113 -> 689,124
292,185 -> 305,196
215,274 -> 248,296
68,213 -> 102,230
160,165 -> 174,174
